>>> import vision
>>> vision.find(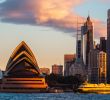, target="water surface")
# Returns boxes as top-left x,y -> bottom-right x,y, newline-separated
0,93 -> 110,100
